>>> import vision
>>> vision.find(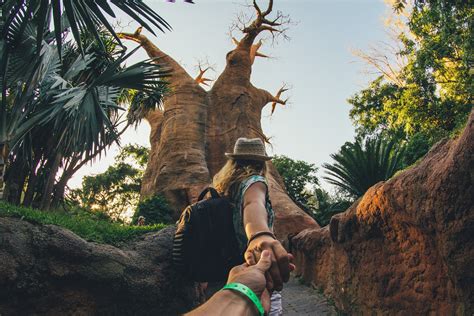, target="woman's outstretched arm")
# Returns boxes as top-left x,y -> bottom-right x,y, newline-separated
242,182 -> 291,291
